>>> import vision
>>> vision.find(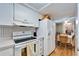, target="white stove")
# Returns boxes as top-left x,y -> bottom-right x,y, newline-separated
13,31 -> 39,56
